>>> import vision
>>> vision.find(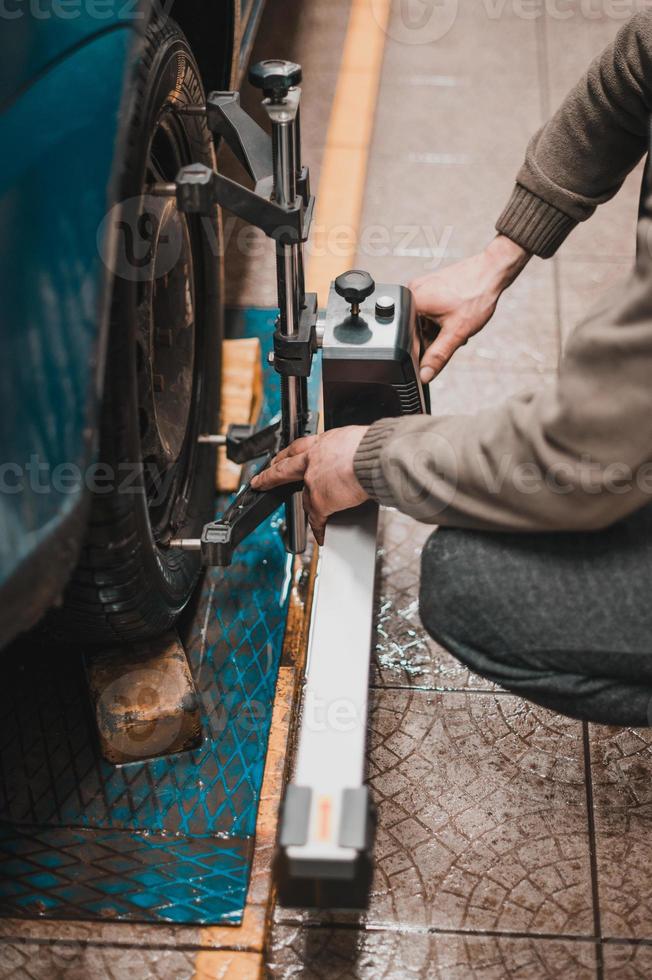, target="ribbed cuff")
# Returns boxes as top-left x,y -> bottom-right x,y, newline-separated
496,184 -> 577,258
354,418 -> 402,506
